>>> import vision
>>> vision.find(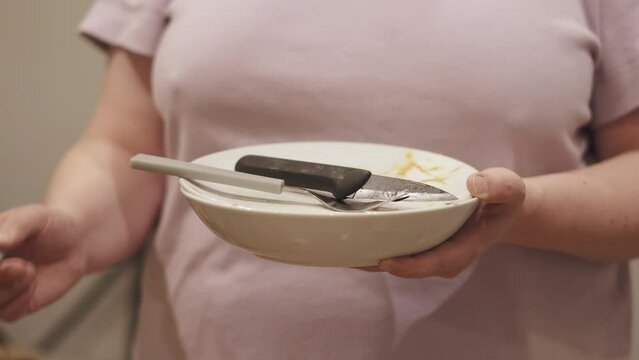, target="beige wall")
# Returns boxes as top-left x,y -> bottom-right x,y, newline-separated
1,1 -> 100,208
1,1 -> 638,359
